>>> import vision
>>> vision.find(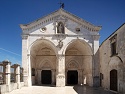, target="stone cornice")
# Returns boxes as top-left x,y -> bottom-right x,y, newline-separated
22,34 -> 29,39
20,9 -> 102,32
28,34 -> 90,37
93,35 -> 100,40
